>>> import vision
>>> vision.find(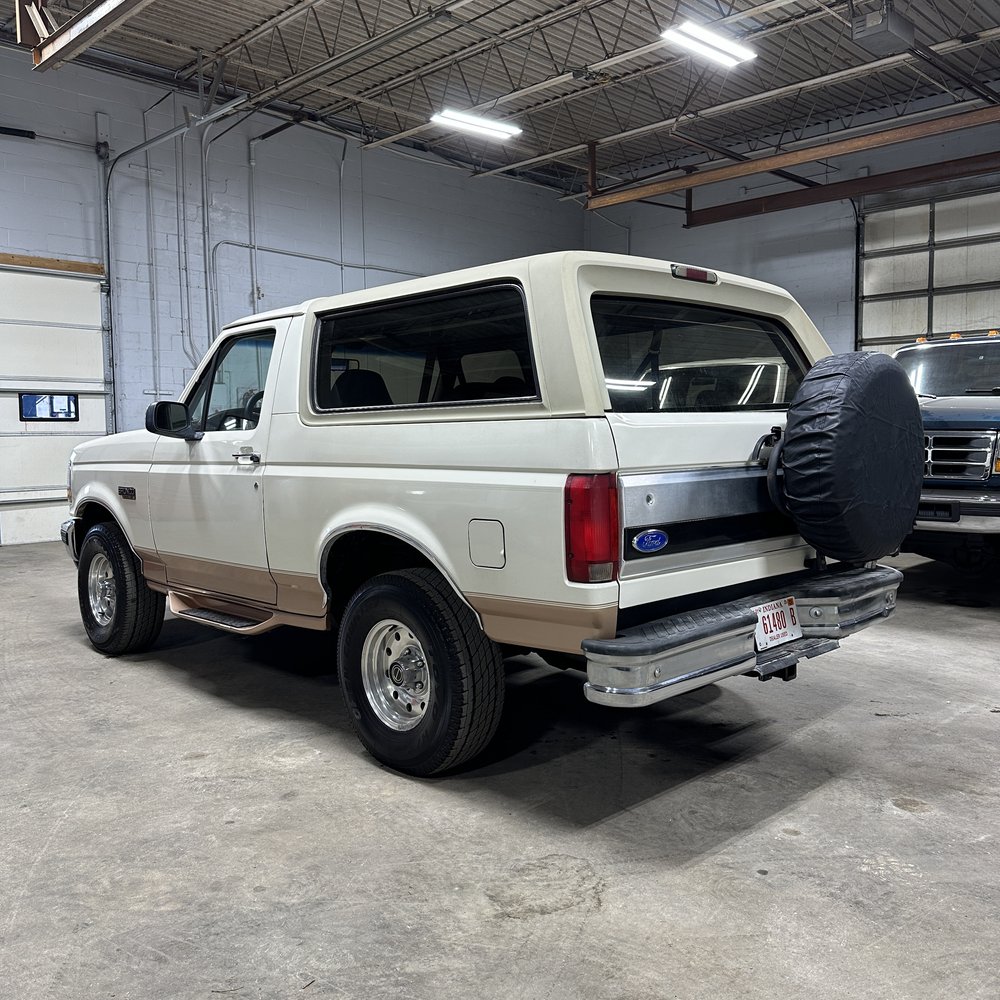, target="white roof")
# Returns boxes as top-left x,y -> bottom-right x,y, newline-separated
223,250 -> 795,330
